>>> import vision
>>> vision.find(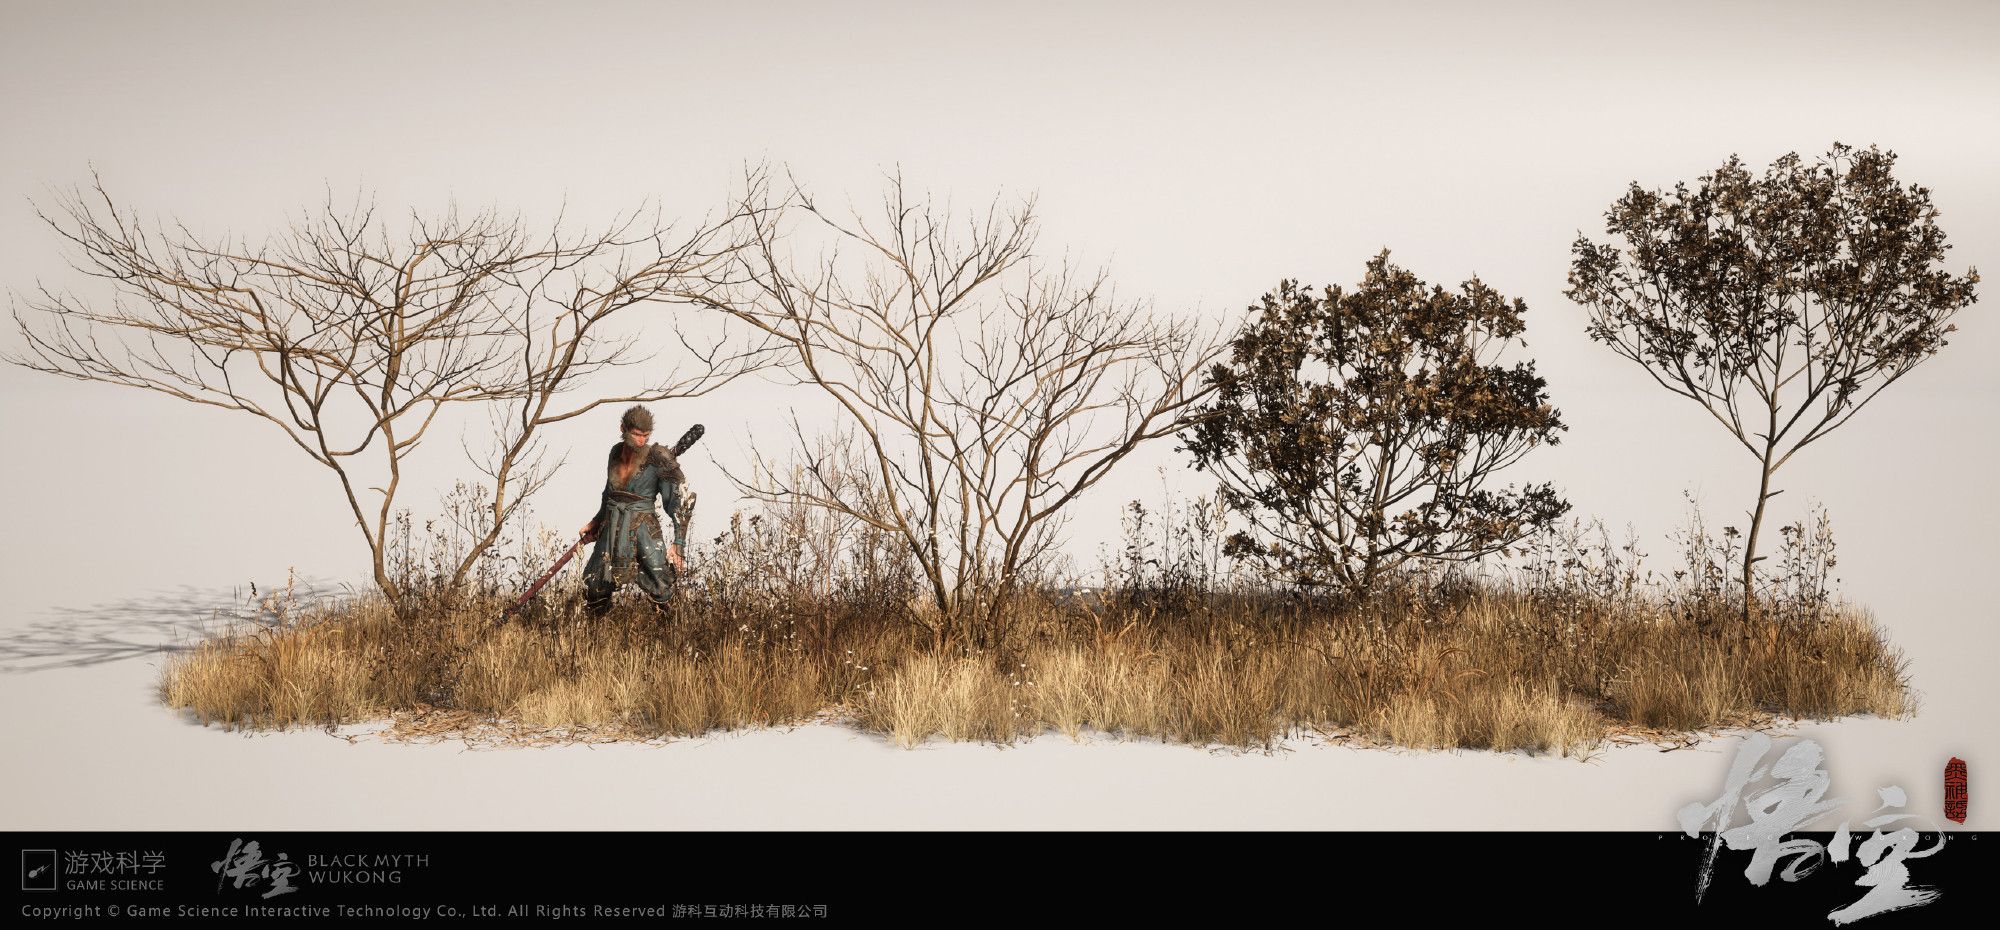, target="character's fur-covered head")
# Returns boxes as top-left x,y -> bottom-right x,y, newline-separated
620,405 -> 654,433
